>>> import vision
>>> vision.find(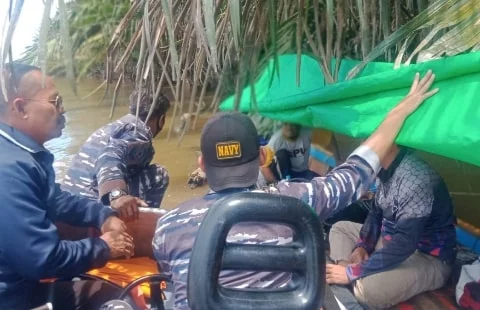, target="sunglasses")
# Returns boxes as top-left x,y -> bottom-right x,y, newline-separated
22,95 -> 64,110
